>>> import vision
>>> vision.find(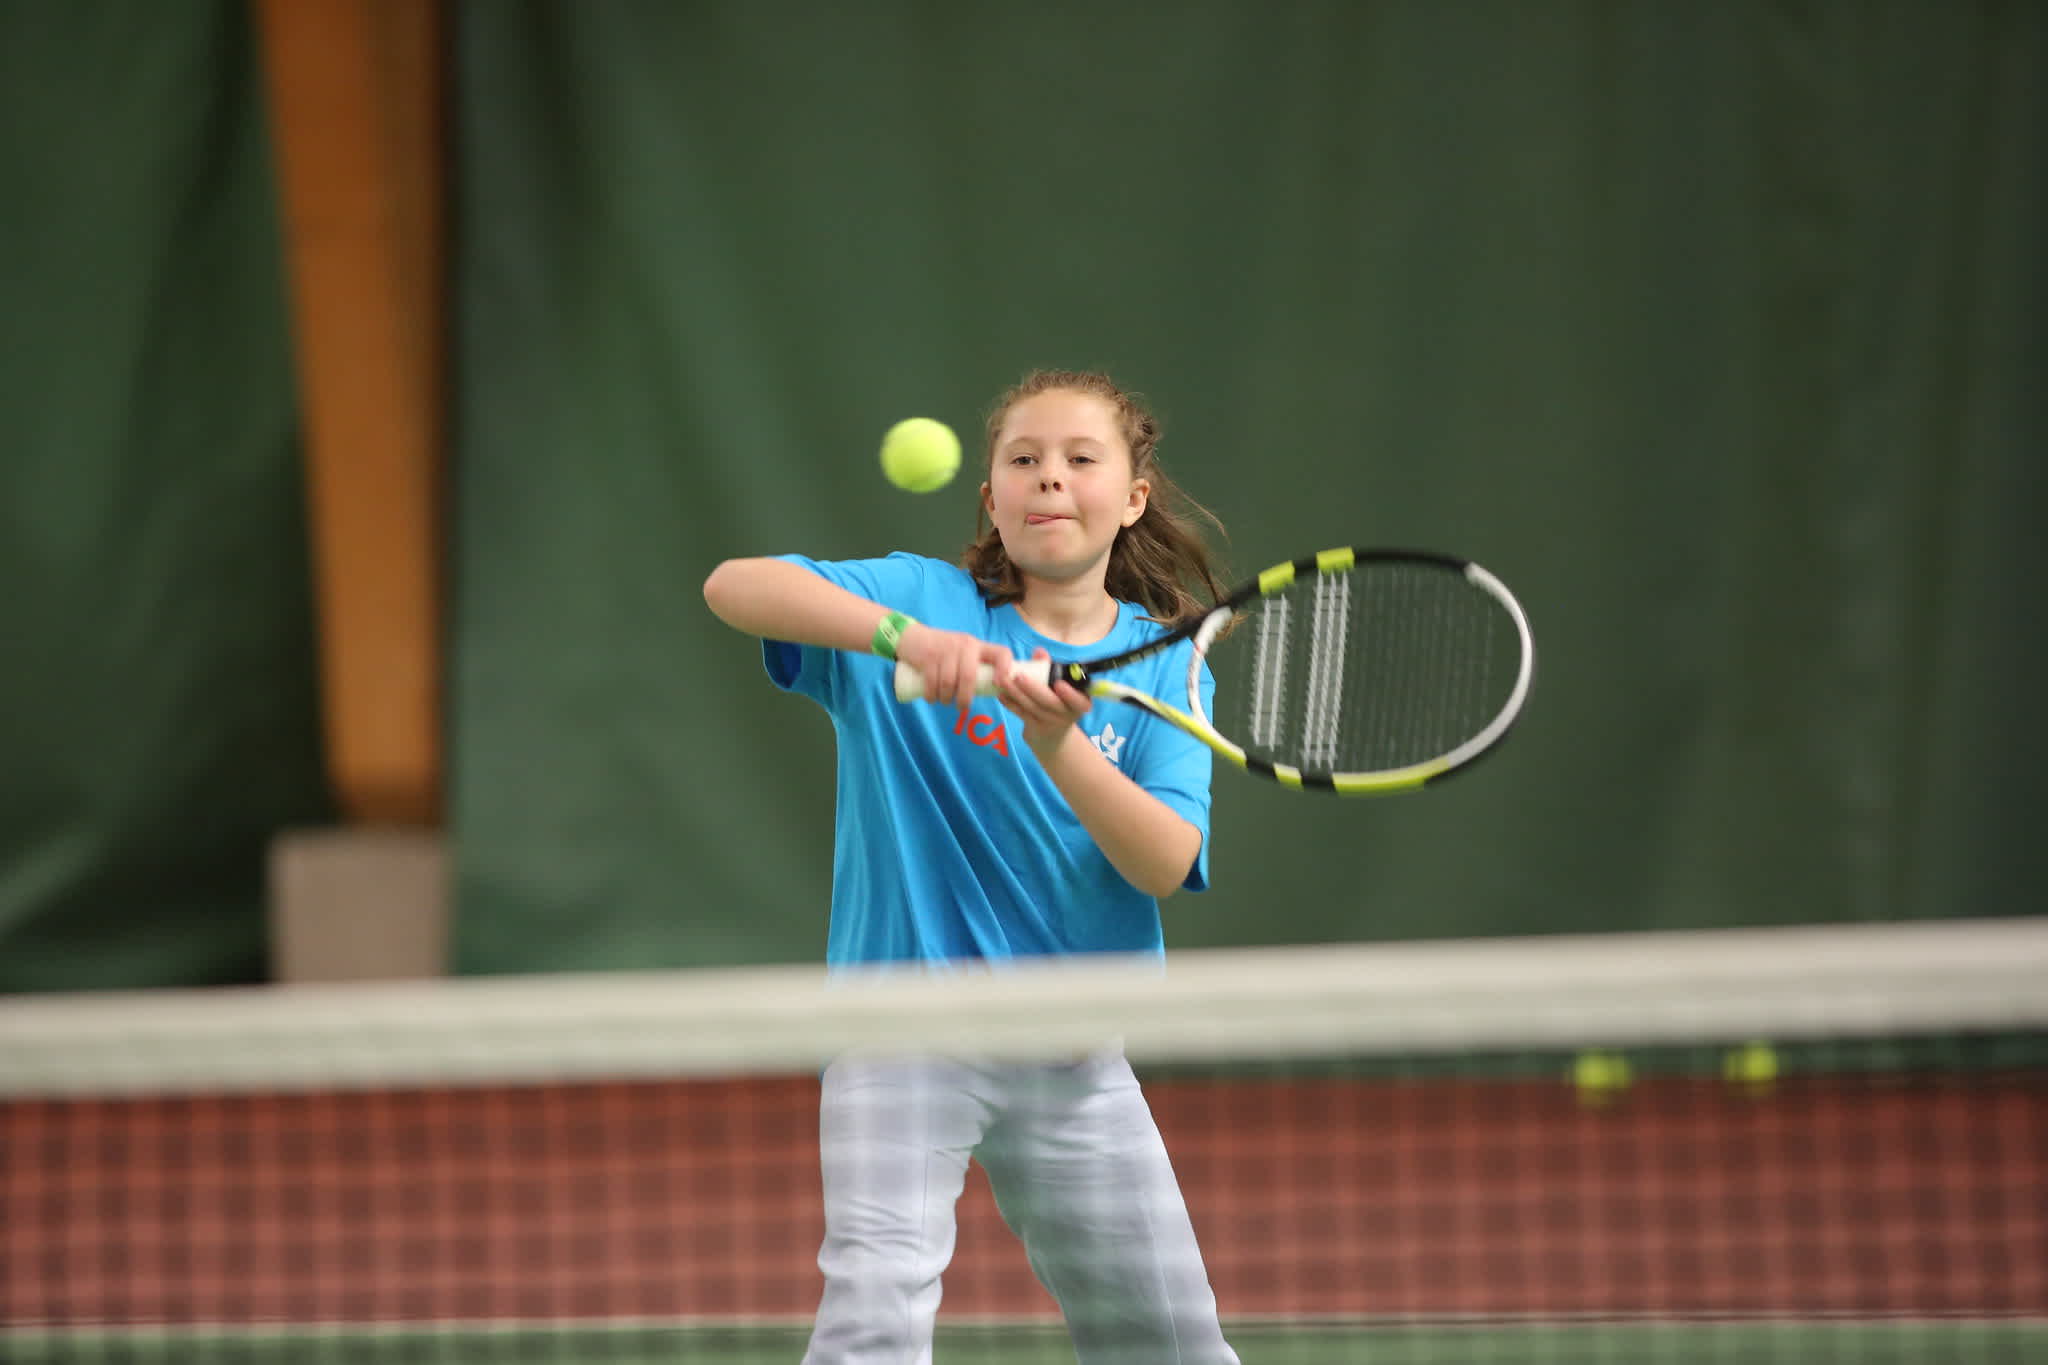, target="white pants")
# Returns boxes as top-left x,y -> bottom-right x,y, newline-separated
802,1048 -> 1240,1365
